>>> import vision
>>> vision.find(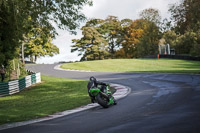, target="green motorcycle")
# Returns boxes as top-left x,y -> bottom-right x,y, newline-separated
88,81 -> 117,108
